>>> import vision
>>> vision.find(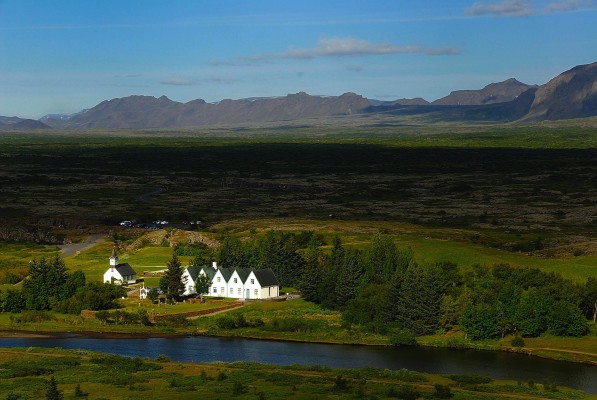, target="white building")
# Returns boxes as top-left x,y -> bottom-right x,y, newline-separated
103,248 -> 137,285
183,262 -> 279,300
